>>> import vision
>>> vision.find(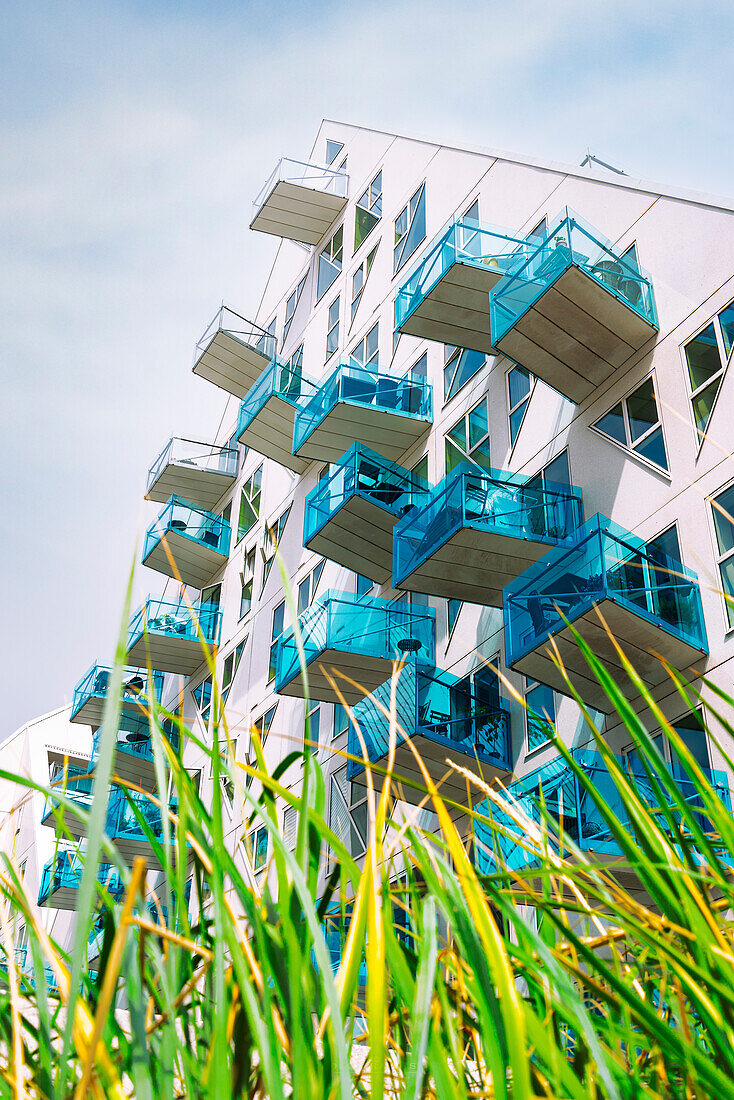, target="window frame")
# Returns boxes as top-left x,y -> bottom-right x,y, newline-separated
316,226 -> 344,303
268,601 -> 286,684
239,547 -> 256,620
445,395 -> 491,476
709,479 -> 734,631
524,677 -> 556,756
350,242 -> 378,326
326,294 -> 340,361
393,182 -> 426,276
354,170 -> 382,253
283,274 -> 307,346
507,365 -> 534,450
682,301 -> 734,450
590,372 -> 670,477
236,464 -> 263,544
